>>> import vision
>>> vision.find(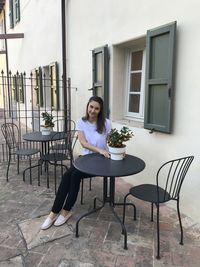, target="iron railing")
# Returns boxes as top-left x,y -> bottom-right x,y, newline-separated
0,70 -> 73,162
